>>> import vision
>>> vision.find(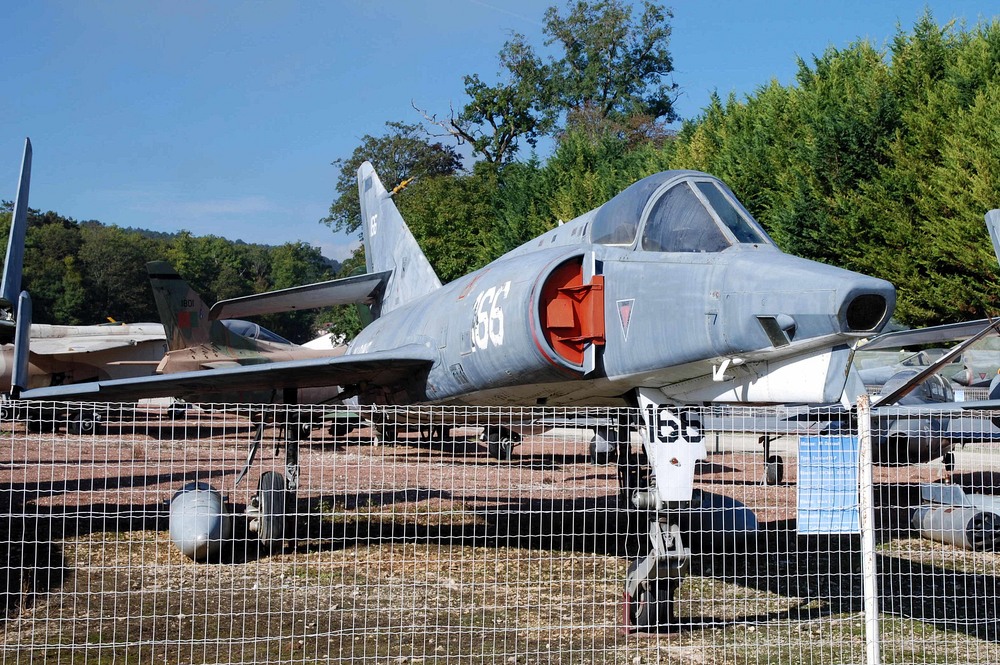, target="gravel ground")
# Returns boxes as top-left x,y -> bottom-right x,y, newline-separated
1,407 -> 998,664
